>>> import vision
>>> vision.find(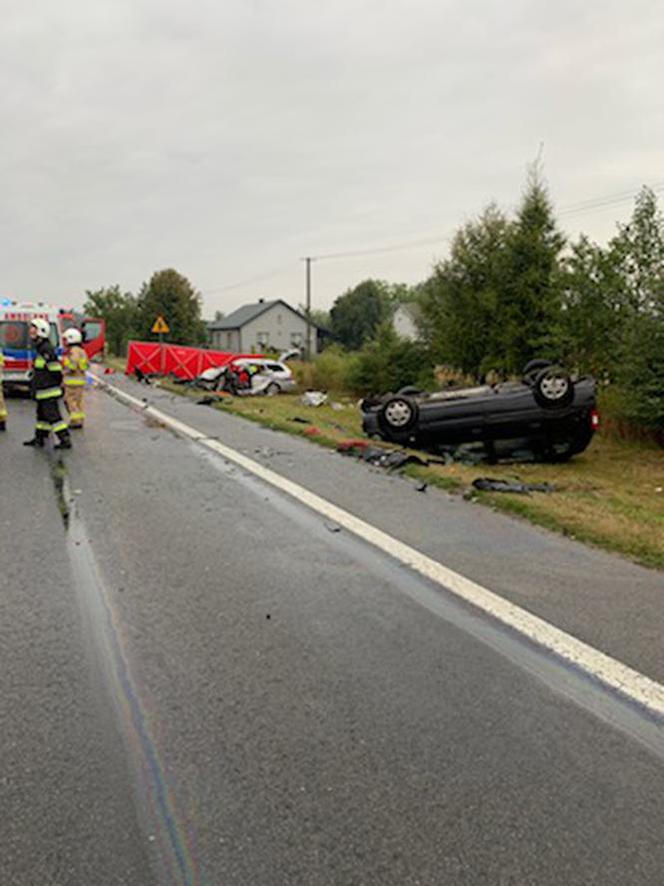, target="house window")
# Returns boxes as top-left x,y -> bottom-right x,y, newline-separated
226,332 -> 233,348
290,332 -> 303,346
257,332 -> 269,347
277,314 -> 282,325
